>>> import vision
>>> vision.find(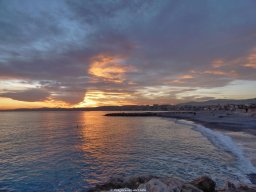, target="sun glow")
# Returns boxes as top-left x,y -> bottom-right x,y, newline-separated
75,90 -> 135,107
72,54 -> 139,107
0,97 -> 71,110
